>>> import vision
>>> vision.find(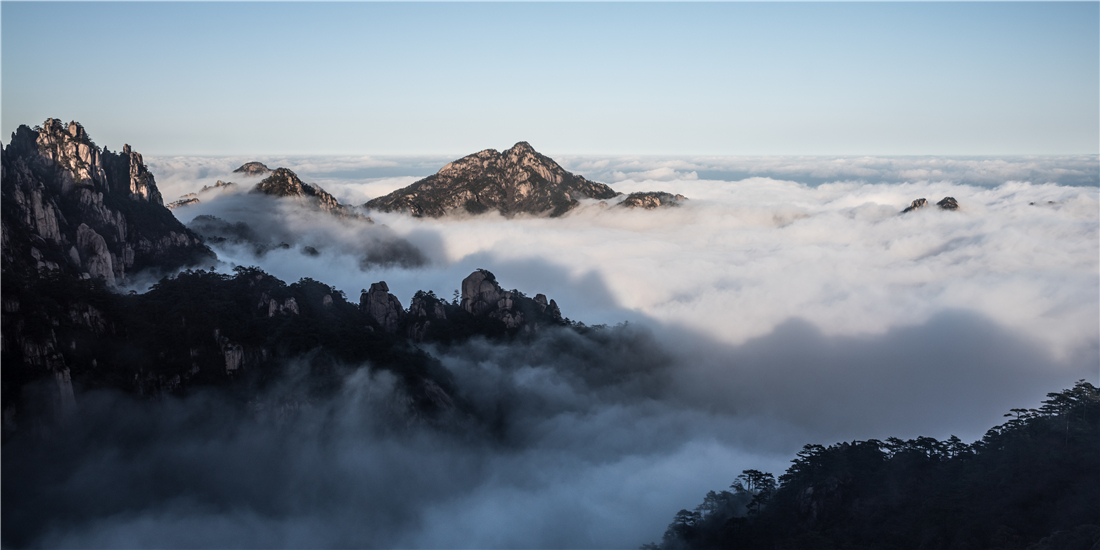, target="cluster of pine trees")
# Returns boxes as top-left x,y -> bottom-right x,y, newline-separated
647,381 -> 1099,550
